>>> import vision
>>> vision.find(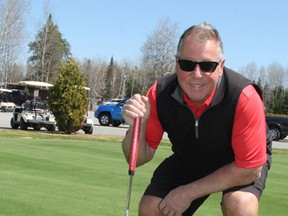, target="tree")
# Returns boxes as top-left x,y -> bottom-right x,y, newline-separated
267,62 -> 286,89
103,57 -> 114,100
27,14 -> 71,83
48,59 -> 88,134
0,0 -> 28,86
239,62 -> 258,82
141,18 -> 178,89
79,58 -> 108,108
